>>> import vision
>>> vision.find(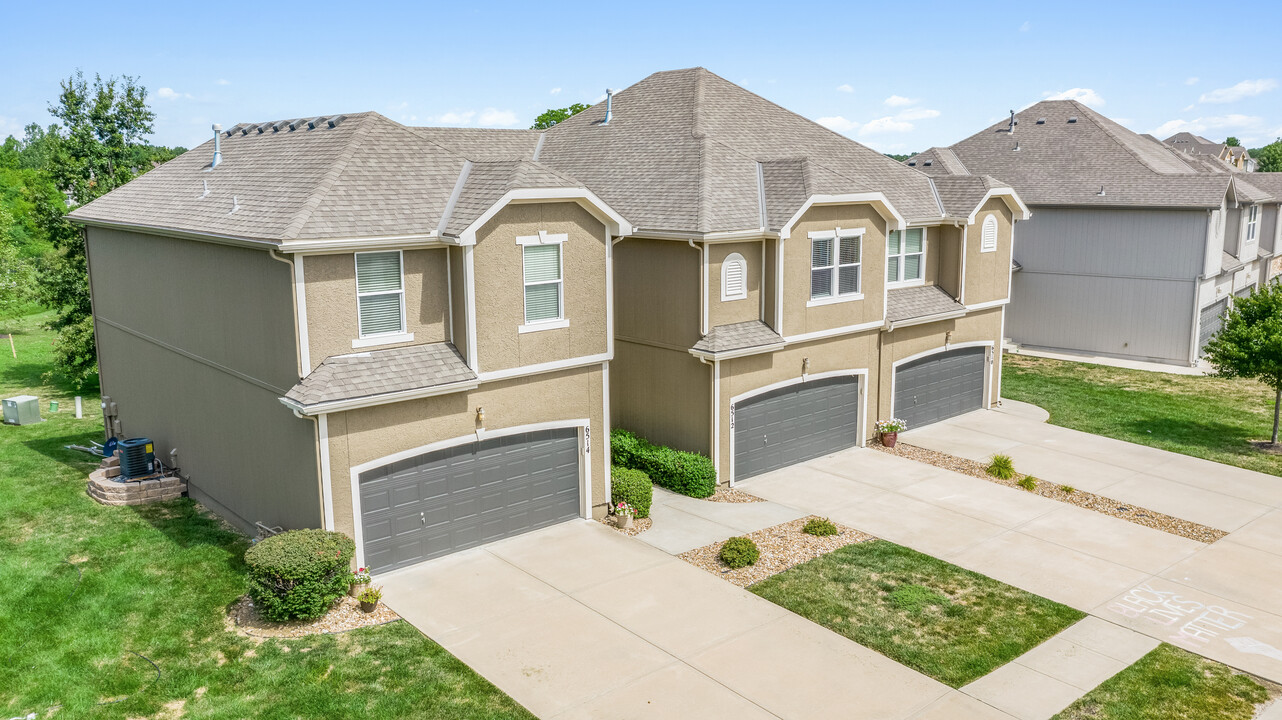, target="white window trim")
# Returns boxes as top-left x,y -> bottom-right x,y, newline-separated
886,226 -> 927,288
980,215 -> 998,253
521,233 -> 566,328
1246,205 -> 1259,245
353,249 -> 407,341
721,252 -> 749,302
807,227 -> 865,306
